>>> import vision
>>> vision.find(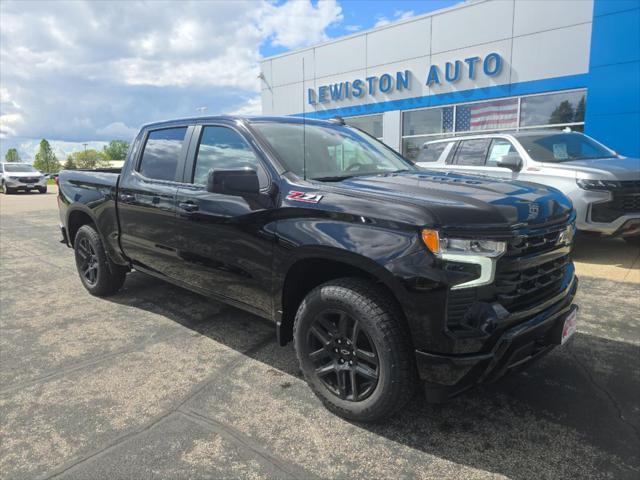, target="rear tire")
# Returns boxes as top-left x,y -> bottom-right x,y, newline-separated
74,224 -> 126,296
294,278 -> 416,422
